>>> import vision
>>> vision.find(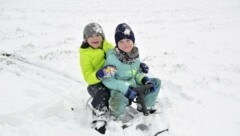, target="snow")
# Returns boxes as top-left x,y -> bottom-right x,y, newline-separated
1,0 -> 240,135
